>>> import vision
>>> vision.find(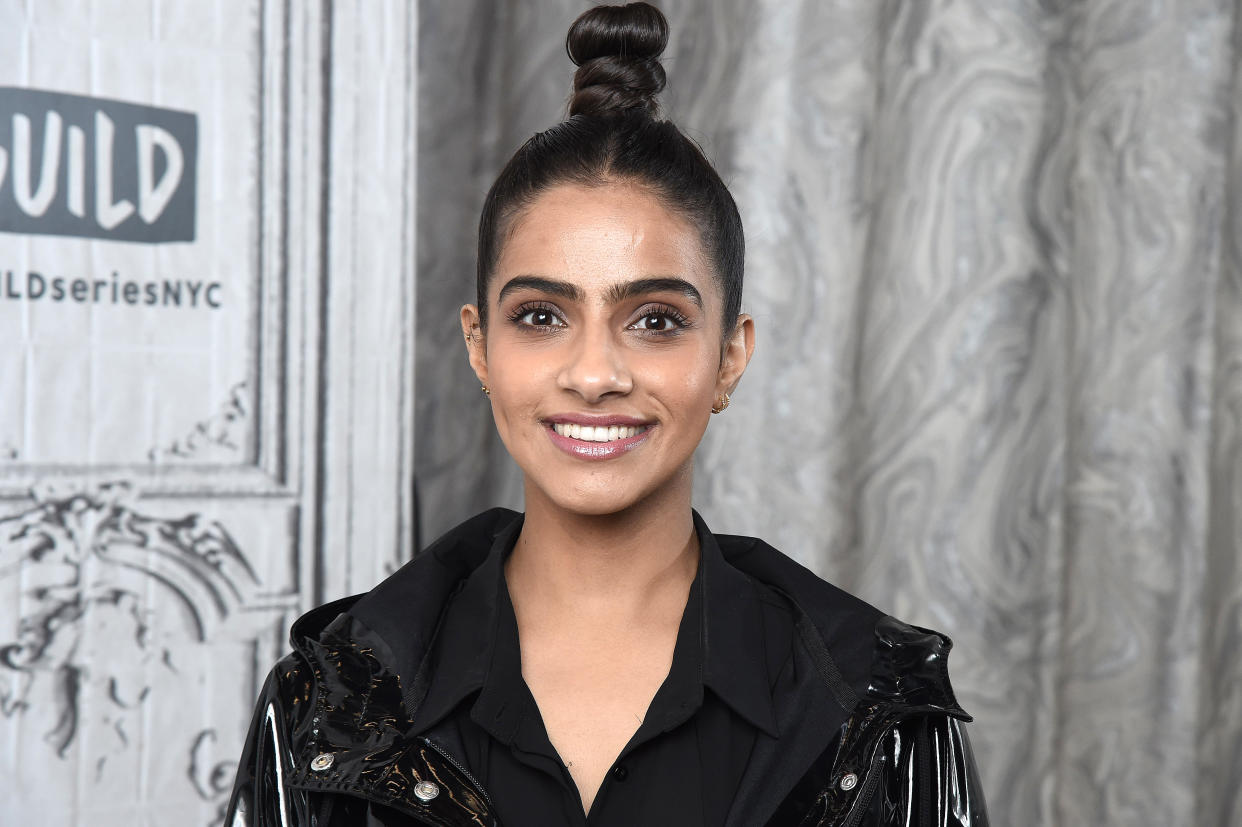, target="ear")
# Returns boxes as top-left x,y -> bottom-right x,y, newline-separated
717,313 -> 755,396
460,305 -> 488,386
